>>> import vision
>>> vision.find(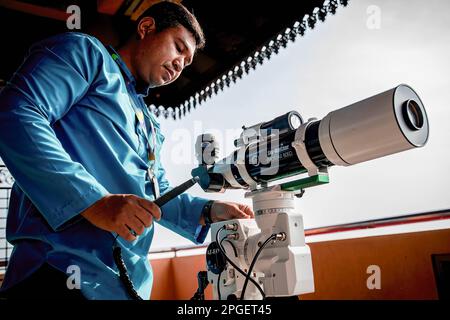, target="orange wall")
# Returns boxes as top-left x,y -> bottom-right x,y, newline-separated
150,228 -> 450,300
150,254 -> 213,300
